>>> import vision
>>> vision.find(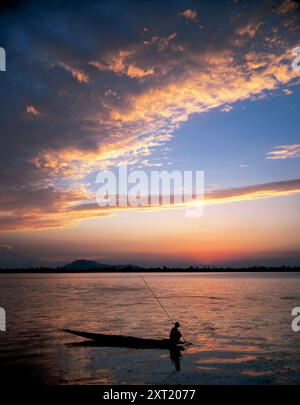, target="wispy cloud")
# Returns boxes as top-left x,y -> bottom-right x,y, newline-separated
1,179 -> 299,232
235,21 -> 262,38
58,63 -> 89,83
205,179 -> 300,204
266,144 -> 300,159
89,50 -> 155,78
